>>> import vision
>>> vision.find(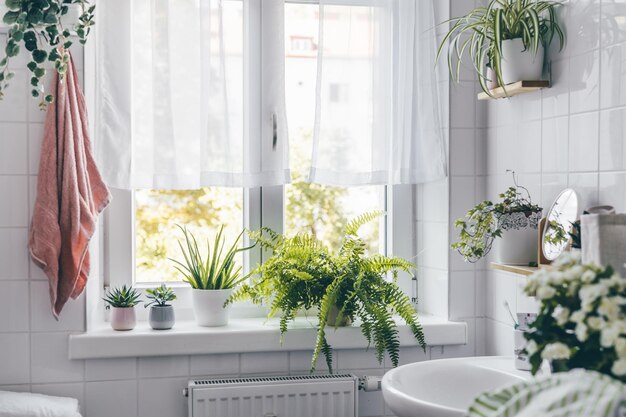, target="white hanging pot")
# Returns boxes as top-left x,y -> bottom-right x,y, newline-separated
500,38 -> 544,85
494,211 -> 542,265
191,289 -> 233,327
